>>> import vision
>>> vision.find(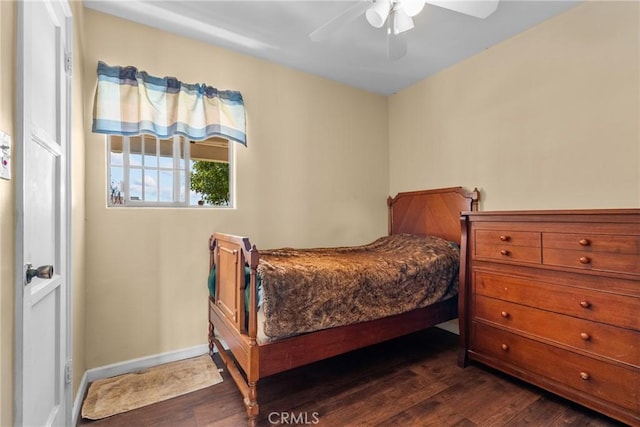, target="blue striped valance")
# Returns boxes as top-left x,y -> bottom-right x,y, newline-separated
92,61 -> 247,145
